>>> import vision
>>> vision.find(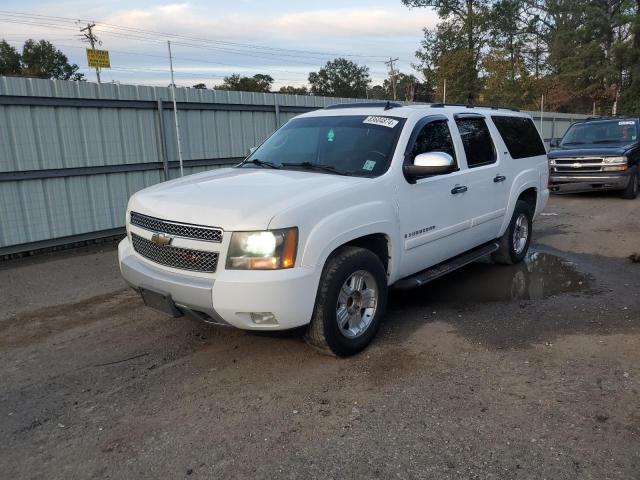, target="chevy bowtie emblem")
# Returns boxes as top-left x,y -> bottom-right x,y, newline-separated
151,232 -> 173,246
572,162 -> 582,168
